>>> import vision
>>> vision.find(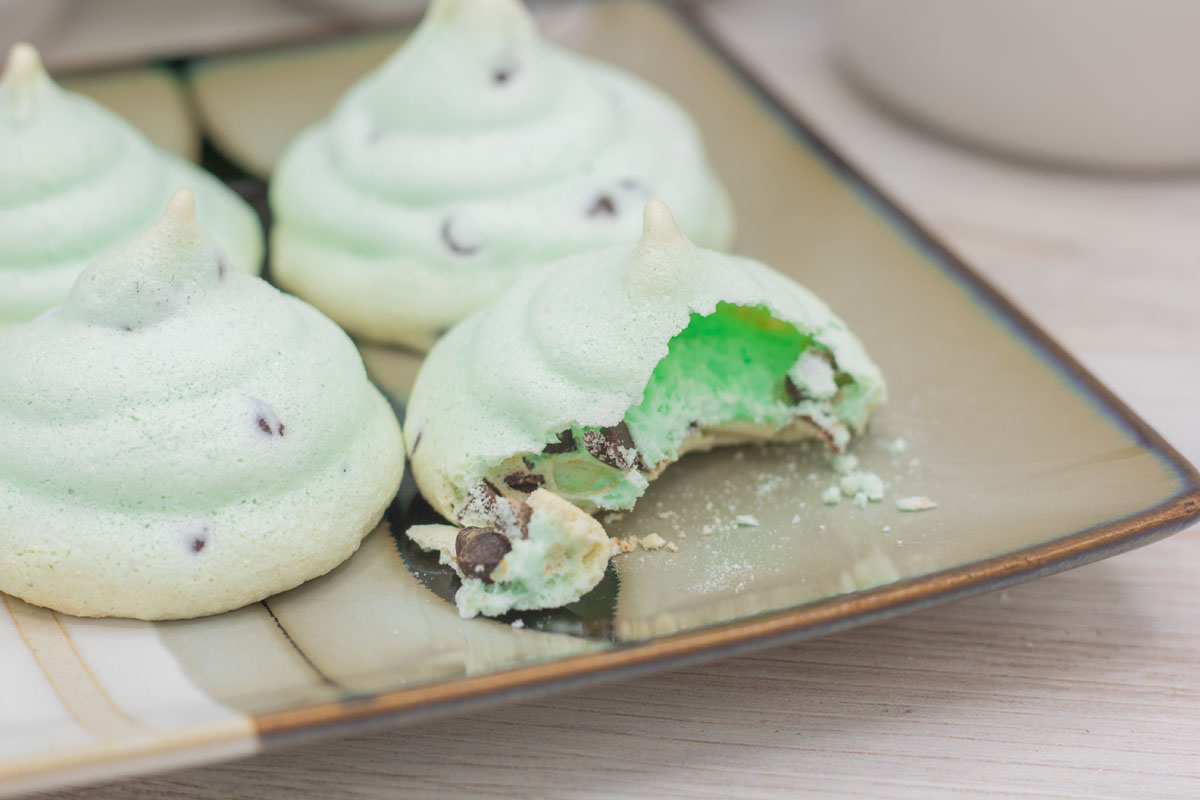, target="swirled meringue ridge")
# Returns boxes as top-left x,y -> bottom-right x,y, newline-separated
271,0 -> 734,349
0,43 -> 263,336
0,191 -> 402,620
